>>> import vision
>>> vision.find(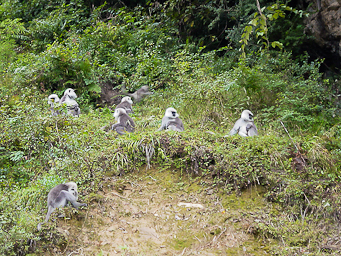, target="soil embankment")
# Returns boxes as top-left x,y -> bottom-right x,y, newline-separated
47,169 -> 273,255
